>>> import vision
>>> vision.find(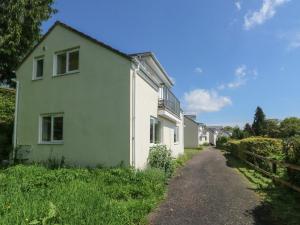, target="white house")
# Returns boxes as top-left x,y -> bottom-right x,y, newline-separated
198,123 -> 209,145
14,21 -> 184,169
